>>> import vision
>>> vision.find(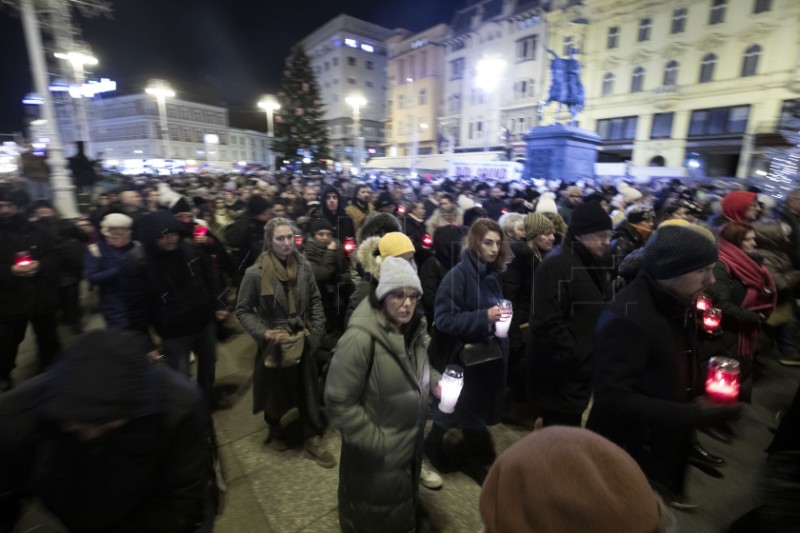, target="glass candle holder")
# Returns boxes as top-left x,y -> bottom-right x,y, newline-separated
705,356 -> 740,404
703,307 -> 722,333
438,364 -> 464,414
15,251 -> 32,266
193,225 -> 208,238
696,294 -> 712,312
495,299 -> 513,338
